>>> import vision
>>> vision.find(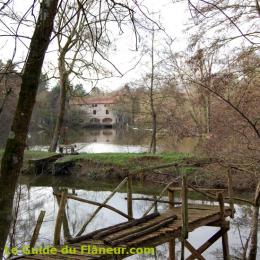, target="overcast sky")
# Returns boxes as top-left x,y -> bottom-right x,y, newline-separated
0,0 -> 191,91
